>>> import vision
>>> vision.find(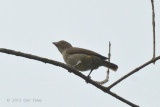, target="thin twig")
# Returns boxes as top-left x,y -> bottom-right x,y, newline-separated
95,42 -> 111,85
108,56 -> 160,89
107,42 -> 111,81
151,0 -> 156,60
0,48 -> 139,107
